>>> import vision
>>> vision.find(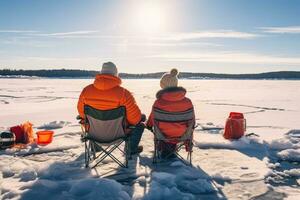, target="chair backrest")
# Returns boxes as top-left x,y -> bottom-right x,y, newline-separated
153,108 -> 195,140
84,105 -> 126,143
